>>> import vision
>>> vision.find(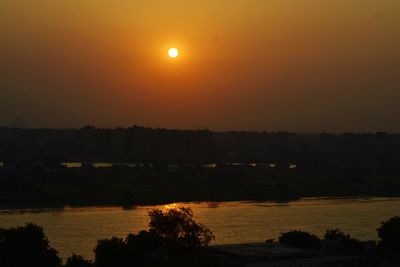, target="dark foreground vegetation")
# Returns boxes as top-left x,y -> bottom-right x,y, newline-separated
1,208 -> 400,267
277,216 -> 400,264
0,207 -> 221,267
1,126 -> 400,207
